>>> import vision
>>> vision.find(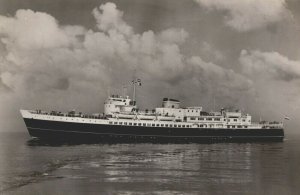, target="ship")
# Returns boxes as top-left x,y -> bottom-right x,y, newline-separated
20,79 -> 284,143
